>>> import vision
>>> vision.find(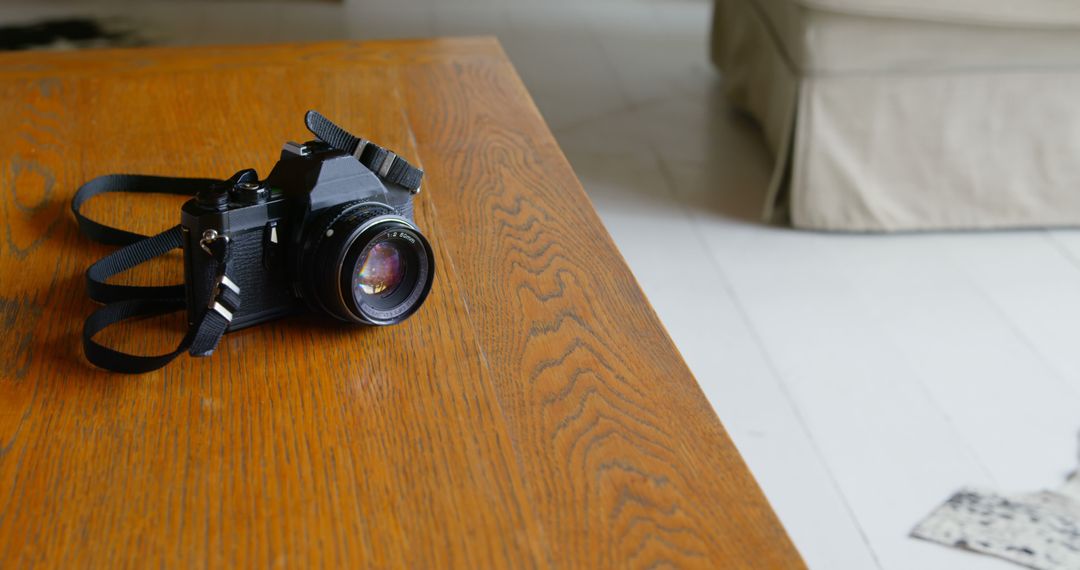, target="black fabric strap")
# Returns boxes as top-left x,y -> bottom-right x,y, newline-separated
73,173 -> 216,303
85,225 -> 185,303
73,174 -> 240,373
188,237 -> 239,356
304,110 -> 425,192
72,174 -> 218,246
84,297 -> 191,374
